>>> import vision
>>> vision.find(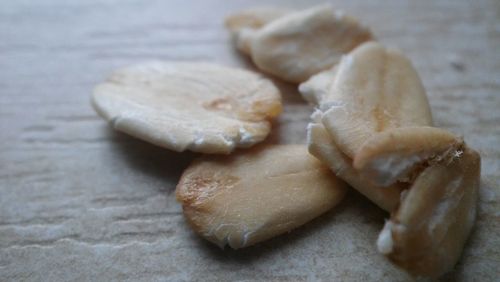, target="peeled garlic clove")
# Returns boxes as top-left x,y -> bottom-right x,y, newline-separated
92,62 -> 282,154
377,147 -> 480,277
353,126 -> 463,186
248,4 -> 372,83
307,116 -> 402,212
225,7 -> 291,55
321,42 -> 433,158
176,145 -> 347,249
